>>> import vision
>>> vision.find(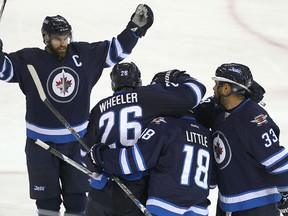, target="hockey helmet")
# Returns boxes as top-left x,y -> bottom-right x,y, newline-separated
212,63 -> 253,93
110,62 -> 142,92
41,15 -> 72,45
